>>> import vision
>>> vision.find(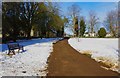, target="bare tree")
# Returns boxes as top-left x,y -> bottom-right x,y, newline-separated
118,2 -> 120,37
68,4 -> 81,37
114,9 -> 118,37
104,9 -> 118,37
0,0 -> 1,34
89,10 -> 99,34
68,4 -> 81,18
